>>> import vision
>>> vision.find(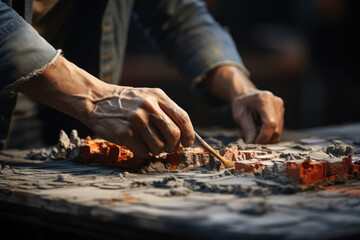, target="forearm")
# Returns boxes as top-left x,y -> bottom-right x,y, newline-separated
0,1 -> 59,91
16,55 -> 111,126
